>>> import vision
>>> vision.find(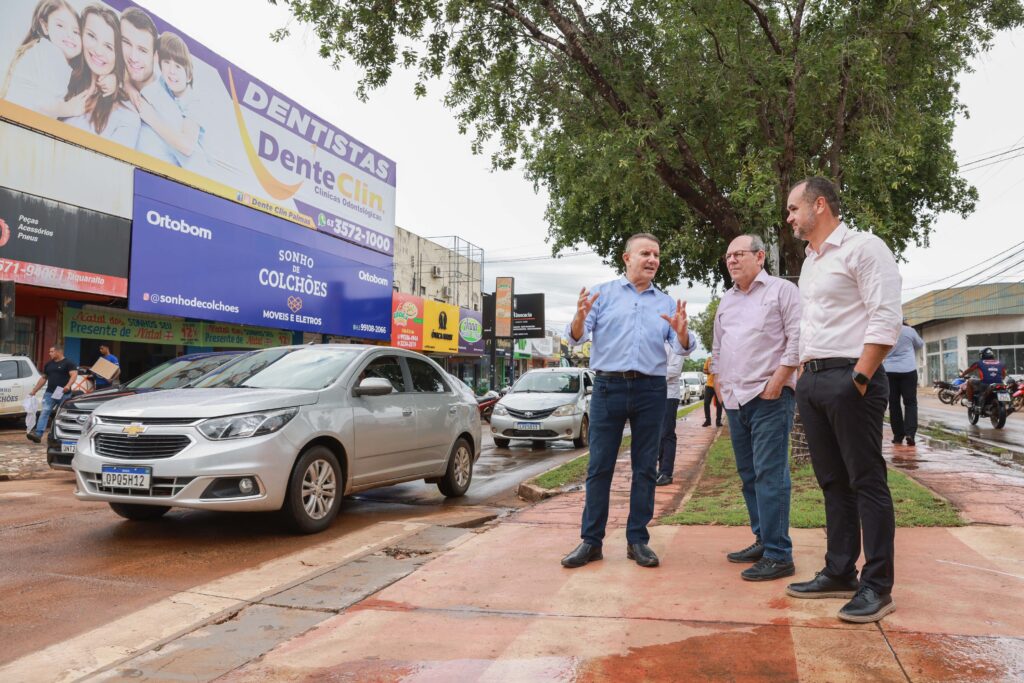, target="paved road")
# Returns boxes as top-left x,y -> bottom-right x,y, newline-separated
915,392 -> 1024,450
0,429 -> 587,667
